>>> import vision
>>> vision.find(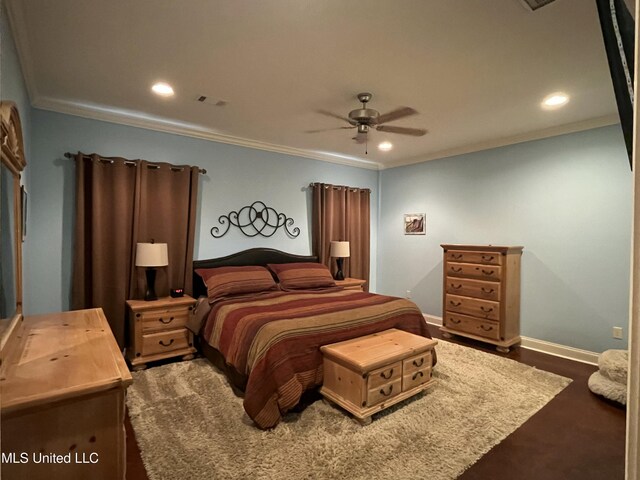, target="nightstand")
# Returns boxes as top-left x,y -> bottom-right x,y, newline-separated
126,295 -> 197,371
335,277 -> 367,291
